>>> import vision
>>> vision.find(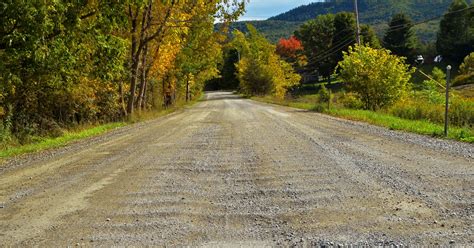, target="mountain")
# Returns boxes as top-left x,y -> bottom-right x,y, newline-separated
230,0 -> 462,43
269,0 -> 452,23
